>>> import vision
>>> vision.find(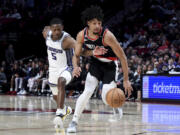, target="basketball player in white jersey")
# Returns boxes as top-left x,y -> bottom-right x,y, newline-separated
67,6 -> 133,133
42,18 -> 107,129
